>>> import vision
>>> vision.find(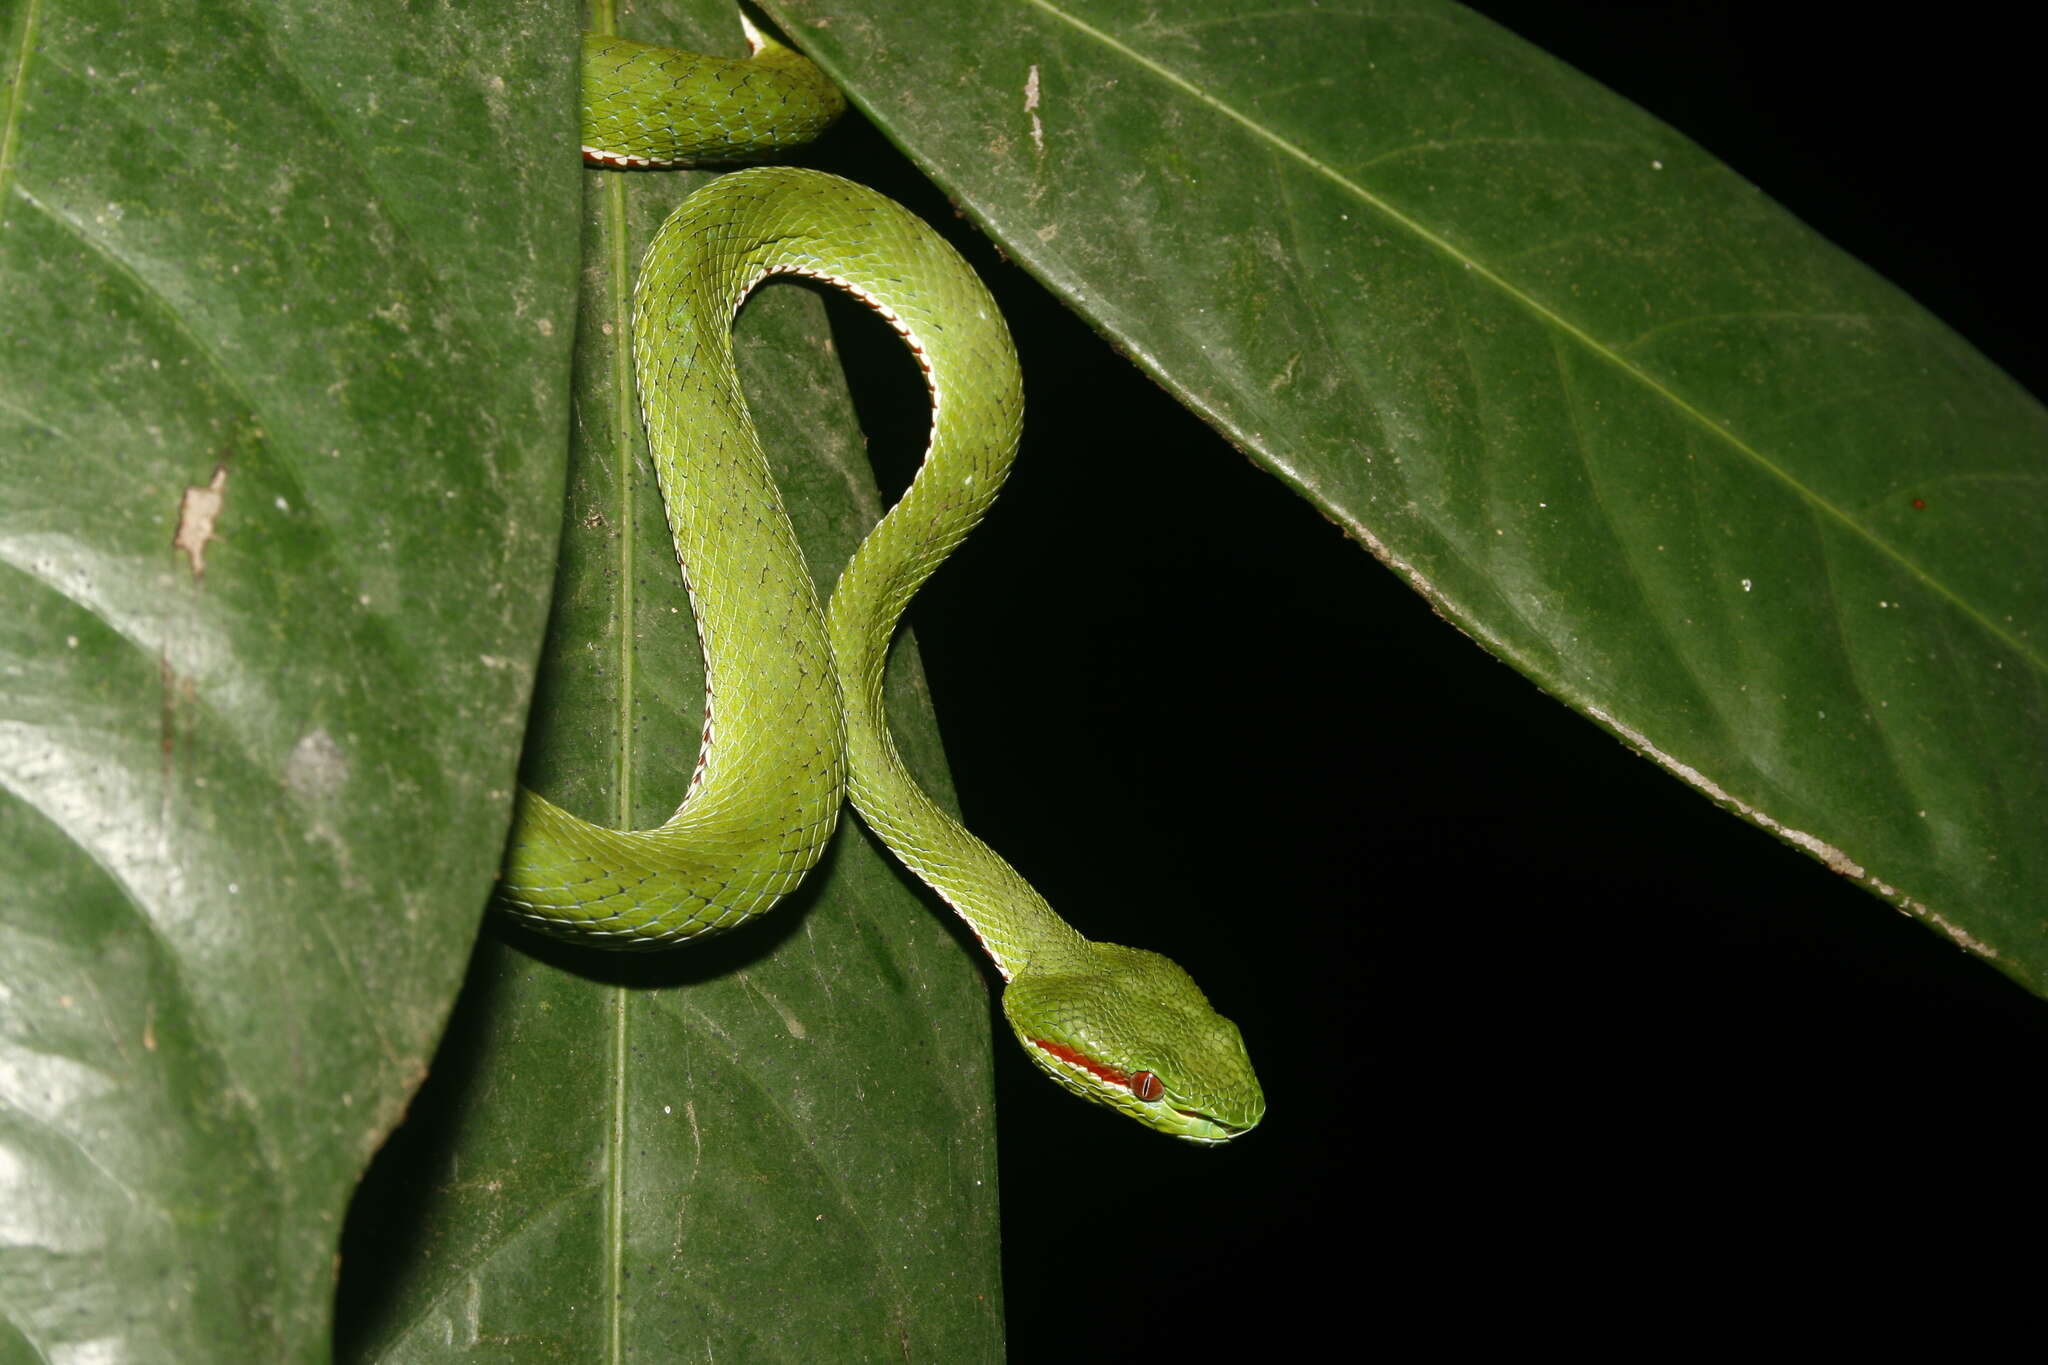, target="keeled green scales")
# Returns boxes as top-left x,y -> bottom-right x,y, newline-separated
500,23 -> 1263,1143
